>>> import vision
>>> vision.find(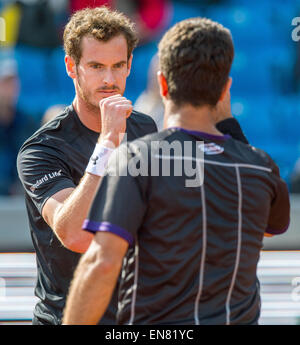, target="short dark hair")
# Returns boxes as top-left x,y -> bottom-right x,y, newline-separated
63,6 -> 139,65
158,17 -> 234,108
